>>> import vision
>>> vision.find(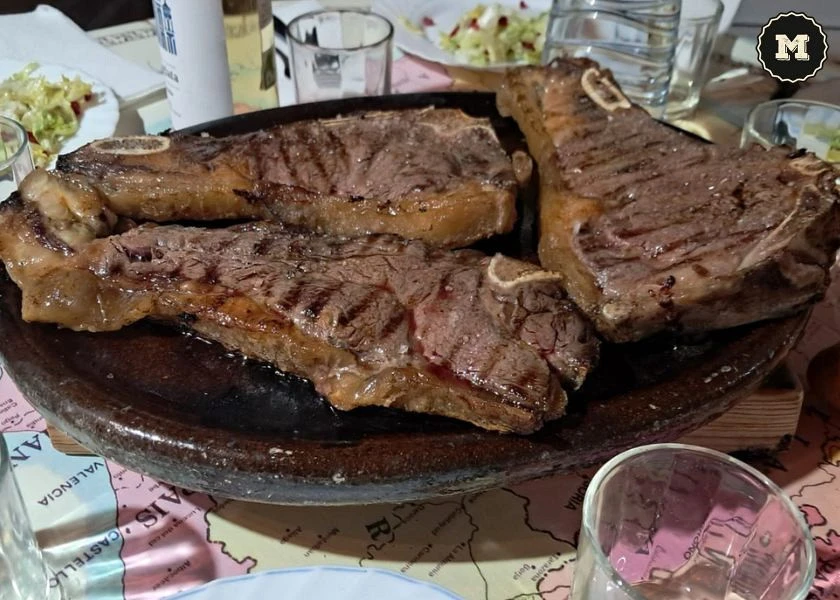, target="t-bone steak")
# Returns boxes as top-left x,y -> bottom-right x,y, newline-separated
497,59 -> 840,342
0,170 -> 599,434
